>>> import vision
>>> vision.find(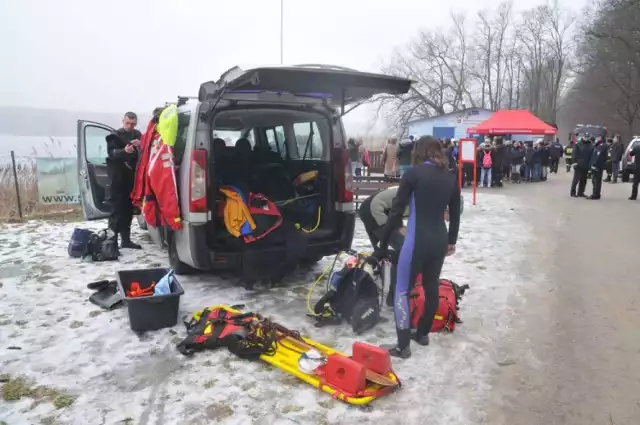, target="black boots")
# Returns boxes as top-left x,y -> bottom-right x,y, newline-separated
412,332 -> 430,346
382,329 -> 412,359
120,228 -> 142,250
